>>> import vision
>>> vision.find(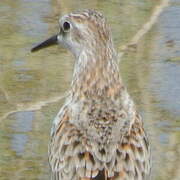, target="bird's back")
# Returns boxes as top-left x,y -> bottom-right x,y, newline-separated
49,95 -> 151,180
